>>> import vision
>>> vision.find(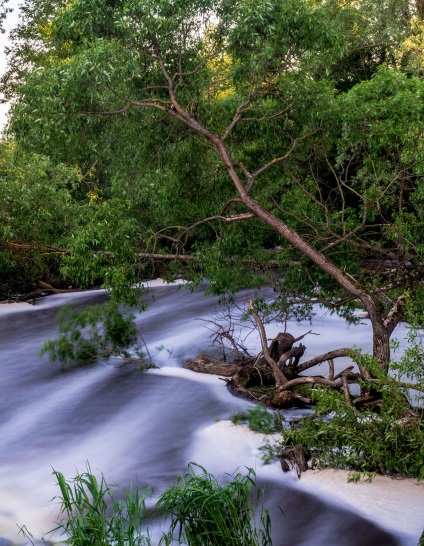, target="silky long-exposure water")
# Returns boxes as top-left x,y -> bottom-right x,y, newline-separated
0,282 -> 423,545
